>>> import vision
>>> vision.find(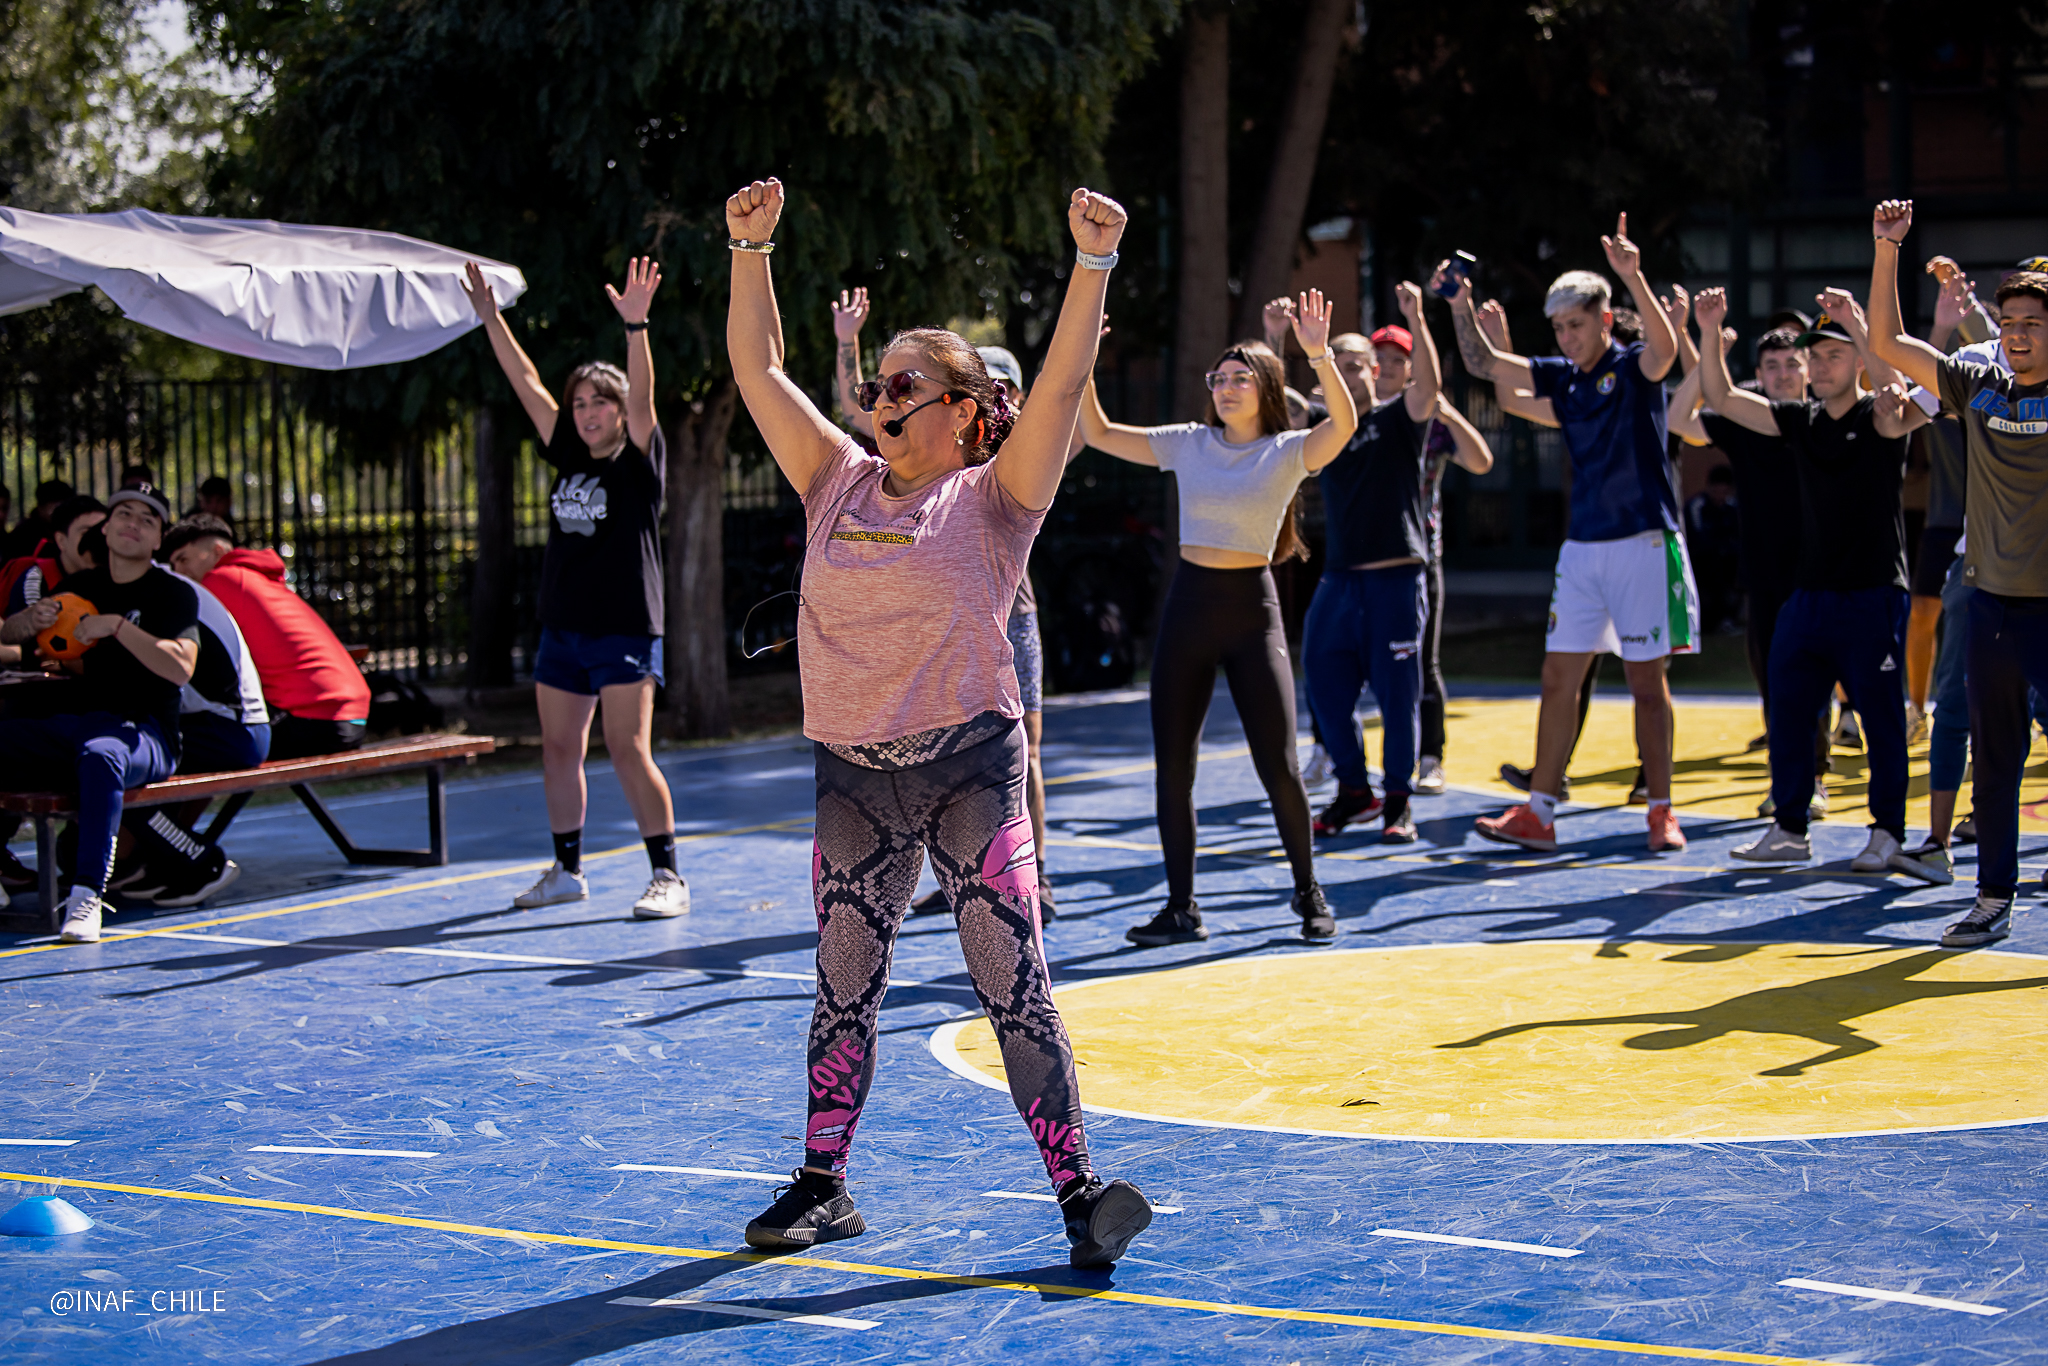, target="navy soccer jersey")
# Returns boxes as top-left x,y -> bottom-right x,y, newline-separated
1530,340 -> 1678,542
